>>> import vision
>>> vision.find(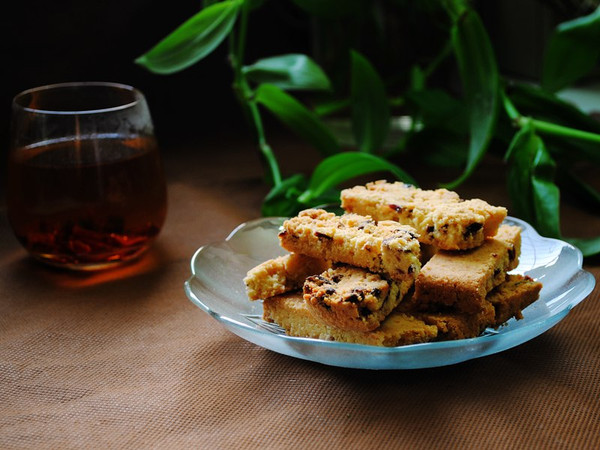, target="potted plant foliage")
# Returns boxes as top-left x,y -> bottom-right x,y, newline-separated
136,0 -> 600,257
